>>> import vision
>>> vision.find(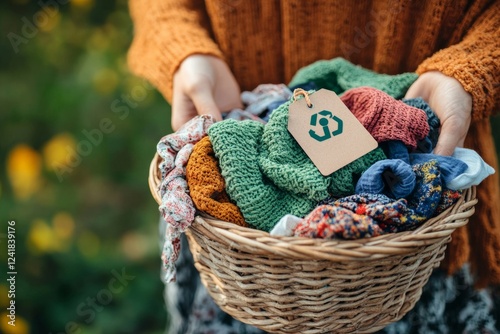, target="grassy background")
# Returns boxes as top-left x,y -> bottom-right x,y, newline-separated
0,1 -> 499,333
